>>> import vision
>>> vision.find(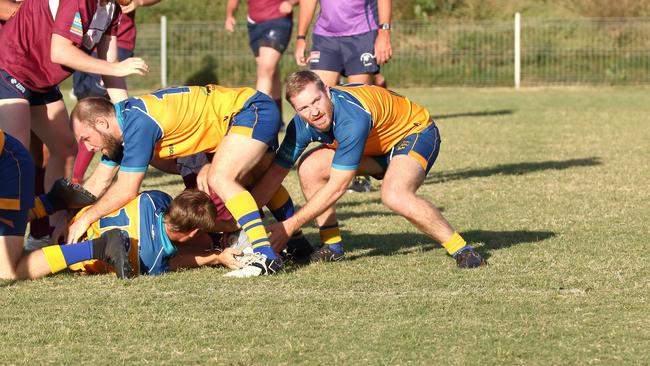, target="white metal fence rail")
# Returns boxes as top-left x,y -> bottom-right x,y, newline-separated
130,16 -> 650,89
